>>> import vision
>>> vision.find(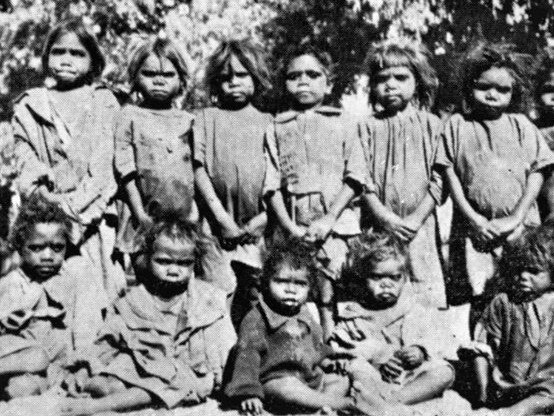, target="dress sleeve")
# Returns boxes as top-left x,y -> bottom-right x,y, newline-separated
114,106 -> 136,181
224,310 -> 266,401
474,294 -> 506,355
192,109 -> 207,167
433,115 -> 459,170
262,123 -> 282,197
342,115 -> 370,193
